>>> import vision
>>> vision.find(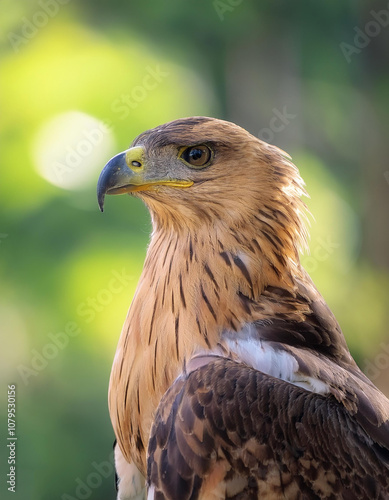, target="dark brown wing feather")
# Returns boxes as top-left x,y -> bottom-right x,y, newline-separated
147,357 -> 389,500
